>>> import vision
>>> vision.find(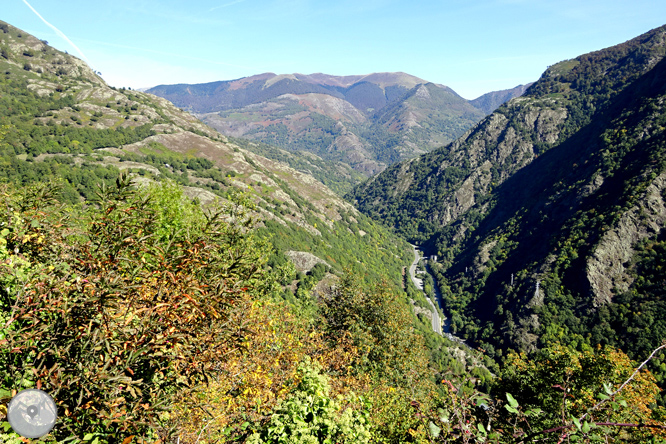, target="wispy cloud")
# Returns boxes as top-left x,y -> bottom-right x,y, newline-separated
20,0 -> 93,67
210,0 -> 249,12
